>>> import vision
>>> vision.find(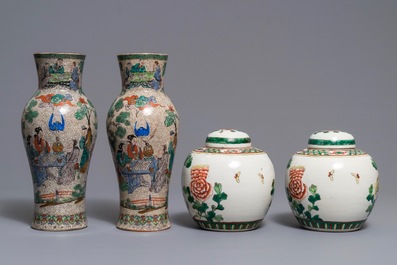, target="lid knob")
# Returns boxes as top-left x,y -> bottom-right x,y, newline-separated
308,130 -> 356,149
205,129 -> 251,148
